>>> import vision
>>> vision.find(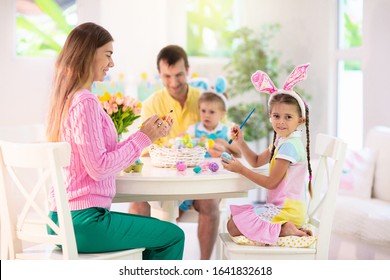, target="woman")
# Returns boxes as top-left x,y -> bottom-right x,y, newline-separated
46,22 -> 184,260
